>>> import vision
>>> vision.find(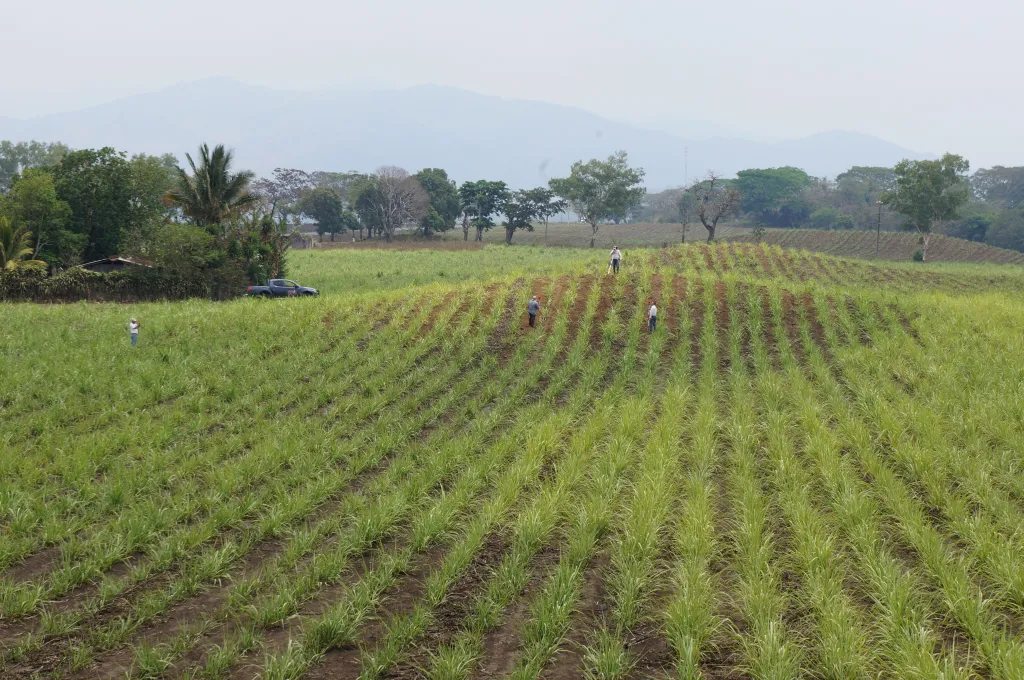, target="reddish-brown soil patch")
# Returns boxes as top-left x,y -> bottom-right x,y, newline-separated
713,281 -> 731,372
780,290 -> 805,364
418,292 -> 459,338
689,279 -> 706,374
566,276 -> 594,334
759,287 -> 781,370
523,278 -> 551,330
699,245 -> 716,272
490,281 -> 526,364
686,246 -> 703,275
752,246 -> 775,278
301,540 -> 452,680
539,553 -> 611,679
473,545 -> 562,679
543,276 -> 571,332
368,532 -> 513,680
1,546 -> 61,587
736,283 -> 753,373
768,251 -> 797,283
846,297 -> 872,346
825,297 -> 849,347
589,275 -> 617,350
890,304 -> 922,344
801,293 -> 833,363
